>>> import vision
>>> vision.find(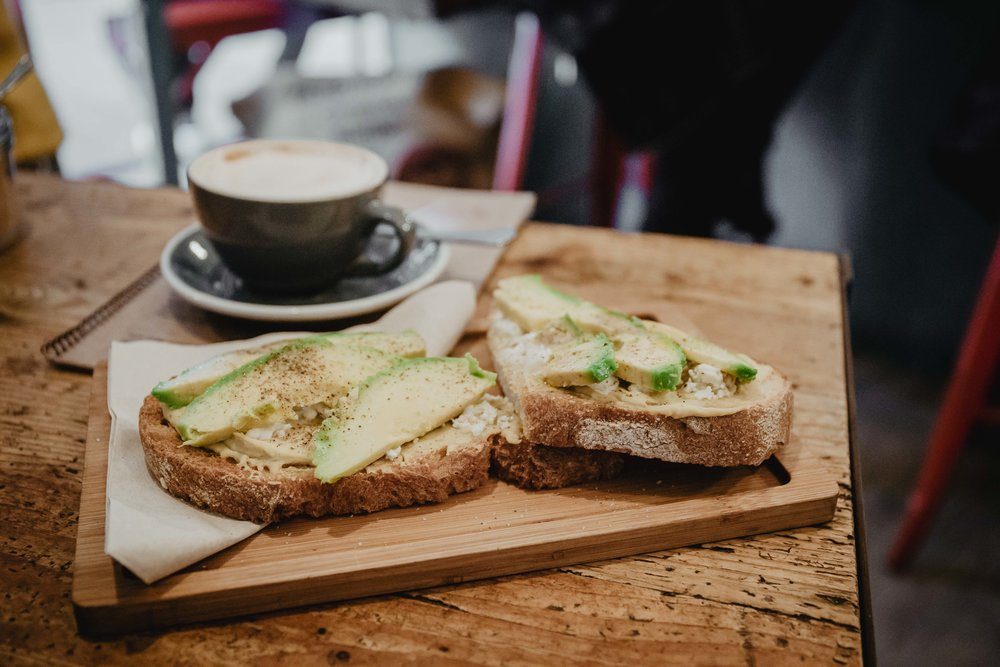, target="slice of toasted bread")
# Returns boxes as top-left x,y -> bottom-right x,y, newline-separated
139,396 -> 495,524
487,316 -> 793,467
491,440 -> 624,489
454,393 -> 625,490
